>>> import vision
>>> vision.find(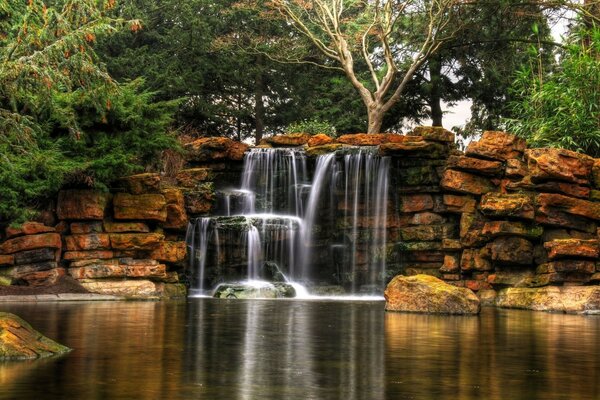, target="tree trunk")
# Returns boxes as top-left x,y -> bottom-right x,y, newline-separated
367,104 -> 384,134
428,55 -> 443,127
254,56 -> 265,145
